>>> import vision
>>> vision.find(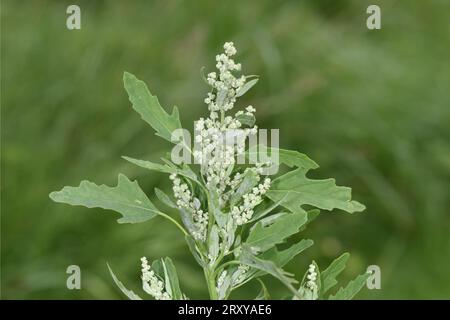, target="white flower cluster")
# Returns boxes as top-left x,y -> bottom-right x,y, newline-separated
141,257 -> 171,300
170,42 -> 272,245
294,263 -> 319,300
216,270 -> 228,293
306,263 -> 318,290
170,173 -> 208,241
231,264 -> 250,286
231,177 -> 271,225
193,118 -> 237,190
194,42 -> 260,196
205,42 -> 244,114
195,43 -> 270,227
